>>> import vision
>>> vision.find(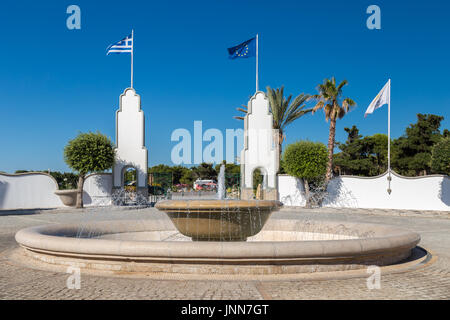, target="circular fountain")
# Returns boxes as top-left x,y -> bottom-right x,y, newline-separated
13,166 -> 421,278
14,212 -> 420,277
